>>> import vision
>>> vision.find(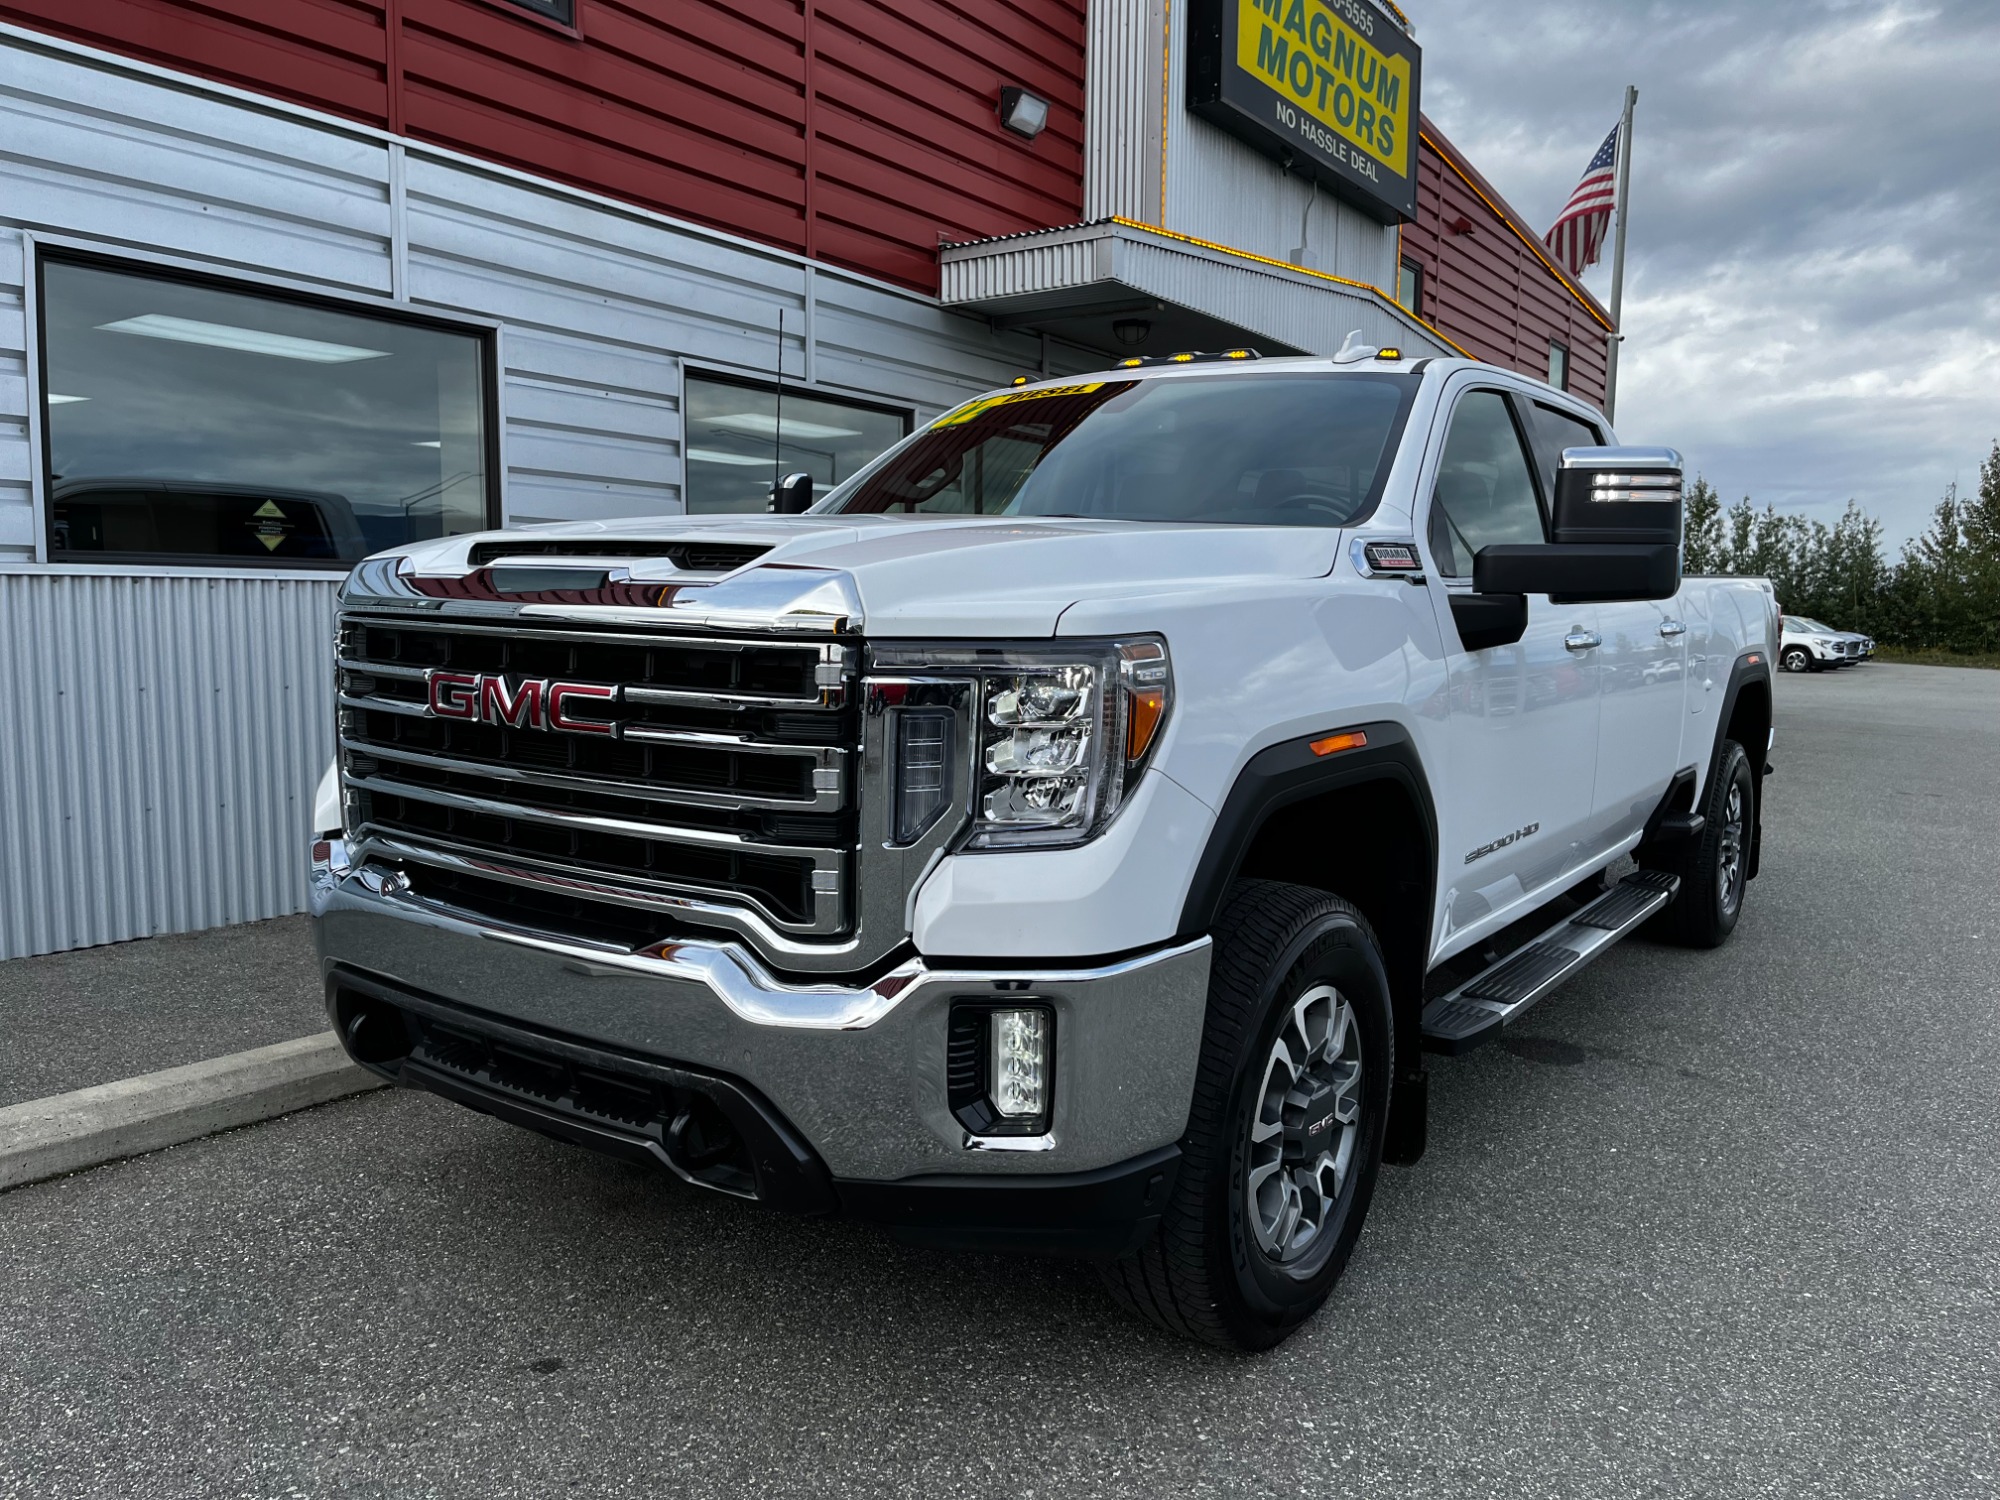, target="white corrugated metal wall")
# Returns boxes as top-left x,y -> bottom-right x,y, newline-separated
0,25 -> 1075,959
1082,0 -> 1401,293
0,570 -> 342,958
